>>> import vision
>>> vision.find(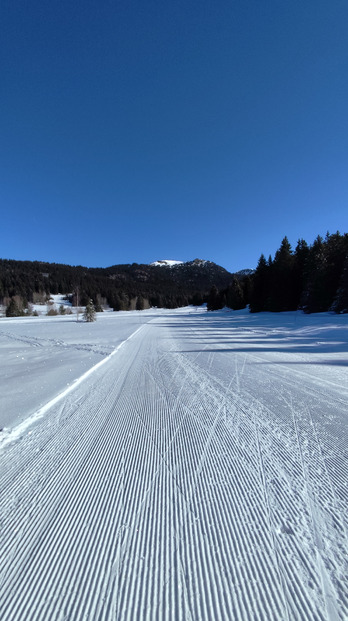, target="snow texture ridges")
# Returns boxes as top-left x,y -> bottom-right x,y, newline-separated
0,309 -> 347,620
